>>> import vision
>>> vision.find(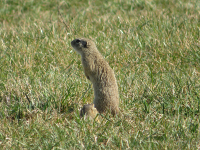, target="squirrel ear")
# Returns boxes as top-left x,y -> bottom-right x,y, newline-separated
81,40 -> 87,48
